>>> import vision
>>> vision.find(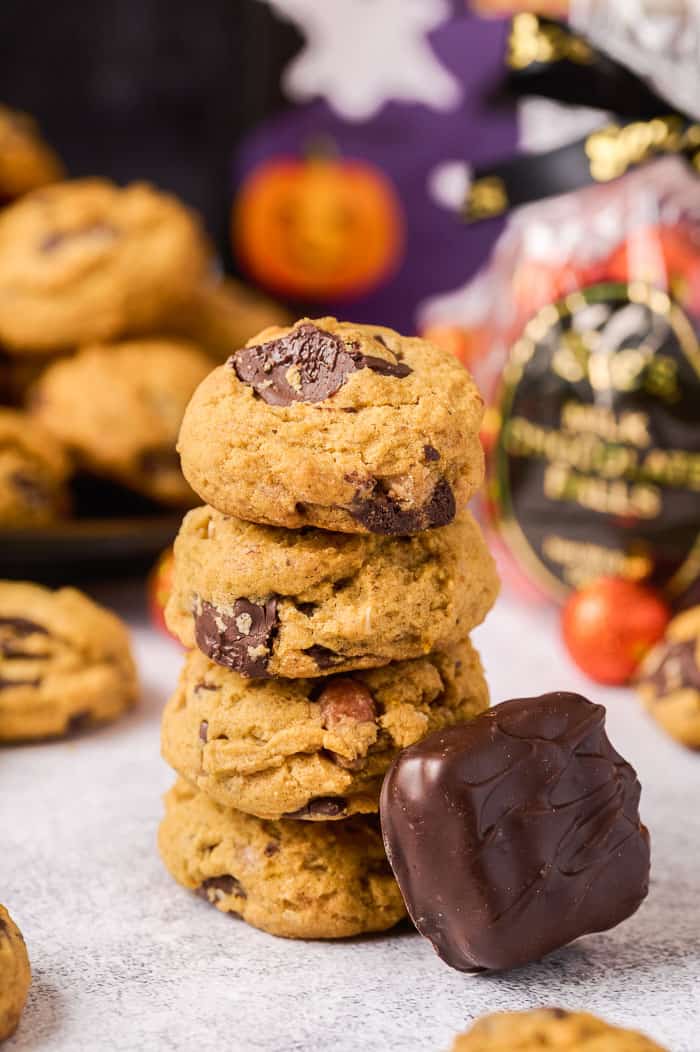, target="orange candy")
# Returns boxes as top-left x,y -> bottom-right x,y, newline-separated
562,577 -> 670,686
148,546 -> 179,643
